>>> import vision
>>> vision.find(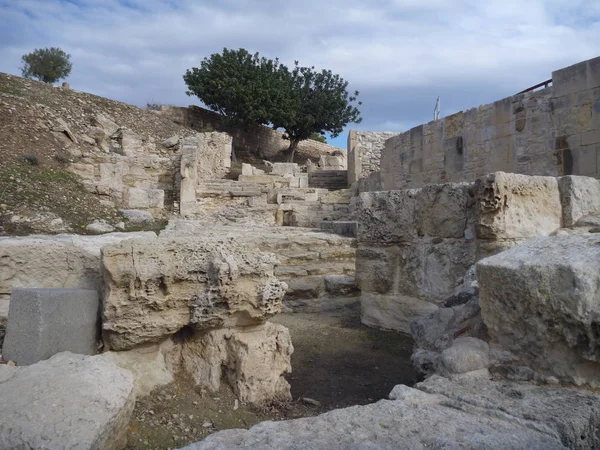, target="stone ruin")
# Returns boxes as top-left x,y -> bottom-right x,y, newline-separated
2,57 -> 600,450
